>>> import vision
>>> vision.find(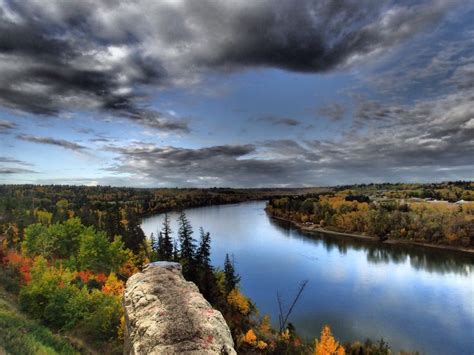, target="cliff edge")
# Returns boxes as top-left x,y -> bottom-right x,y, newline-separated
123,262 -> 236,355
